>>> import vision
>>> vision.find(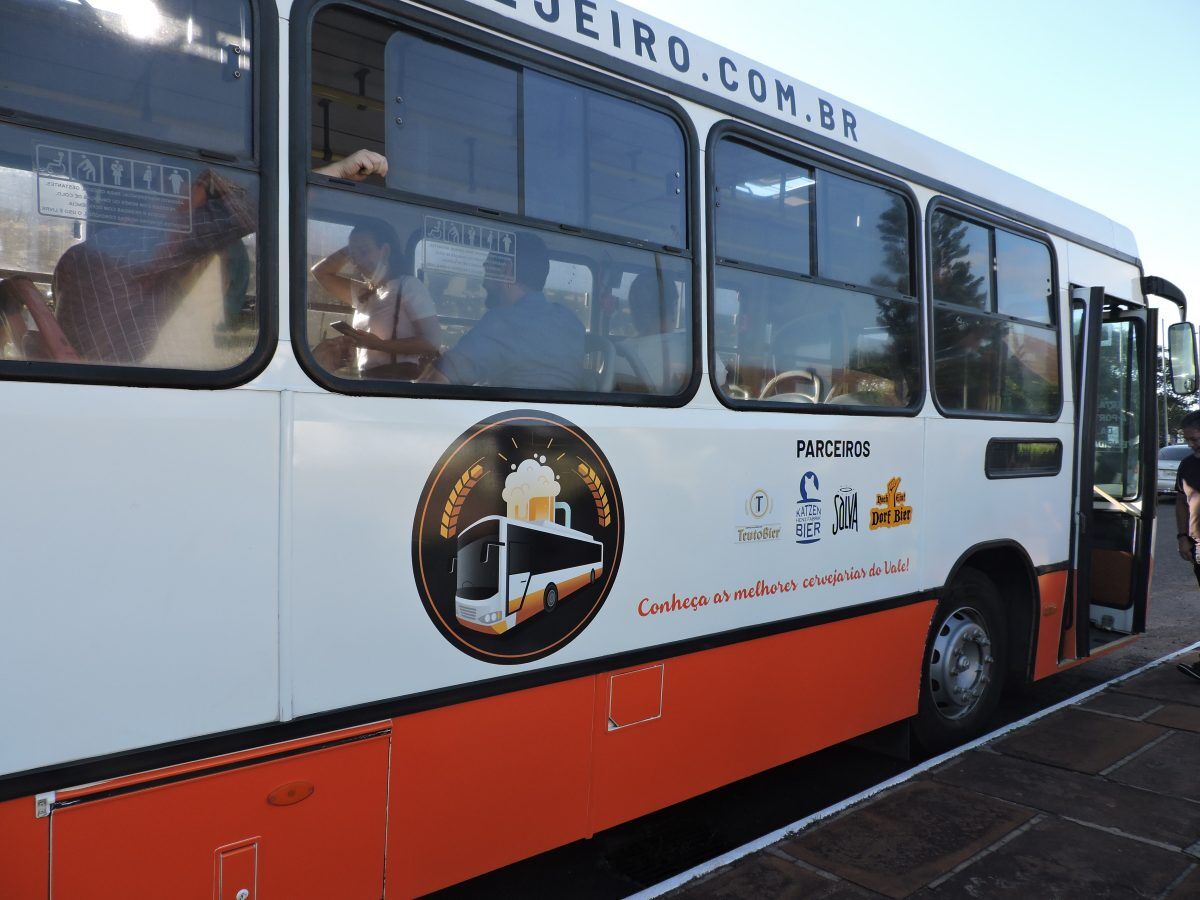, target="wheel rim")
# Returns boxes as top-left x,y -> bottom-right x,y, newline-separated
928,606 -> 994,720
